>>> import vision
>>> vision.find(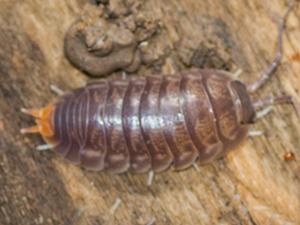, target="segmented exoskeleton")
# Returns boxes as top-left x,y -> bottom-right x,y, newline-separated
21,1 -> 300,174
